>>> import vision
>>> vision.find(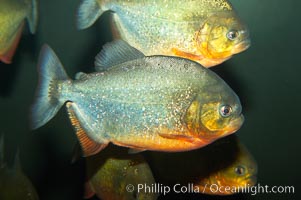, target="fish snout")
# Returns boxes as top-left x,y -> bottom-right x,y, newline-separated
245,175 -> 257,186
225,114 -> 244,135
232,39 -> 251,54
